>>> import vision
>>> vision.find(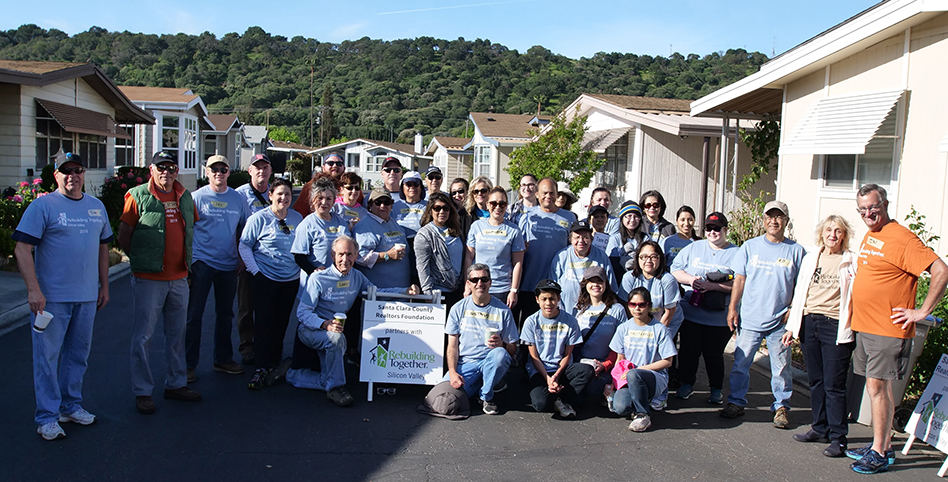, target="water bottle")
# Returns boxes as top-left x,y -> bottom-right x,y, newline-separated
689,289 -> 703,307
604,384 -> 615,412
